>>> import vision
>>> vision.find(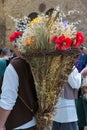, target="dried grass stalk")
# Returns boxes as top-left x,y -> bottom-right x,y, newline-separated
22,49 -> 79,130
